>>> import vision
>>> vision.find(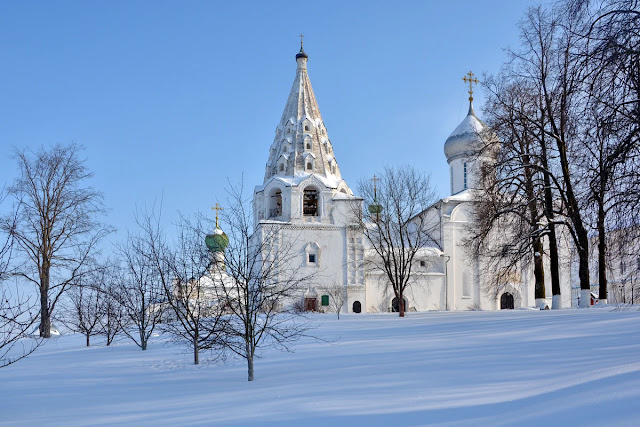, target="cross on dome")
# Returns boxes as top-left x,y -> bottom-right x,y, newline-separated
211,203 -> 223,229
462,71 -> 479,102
